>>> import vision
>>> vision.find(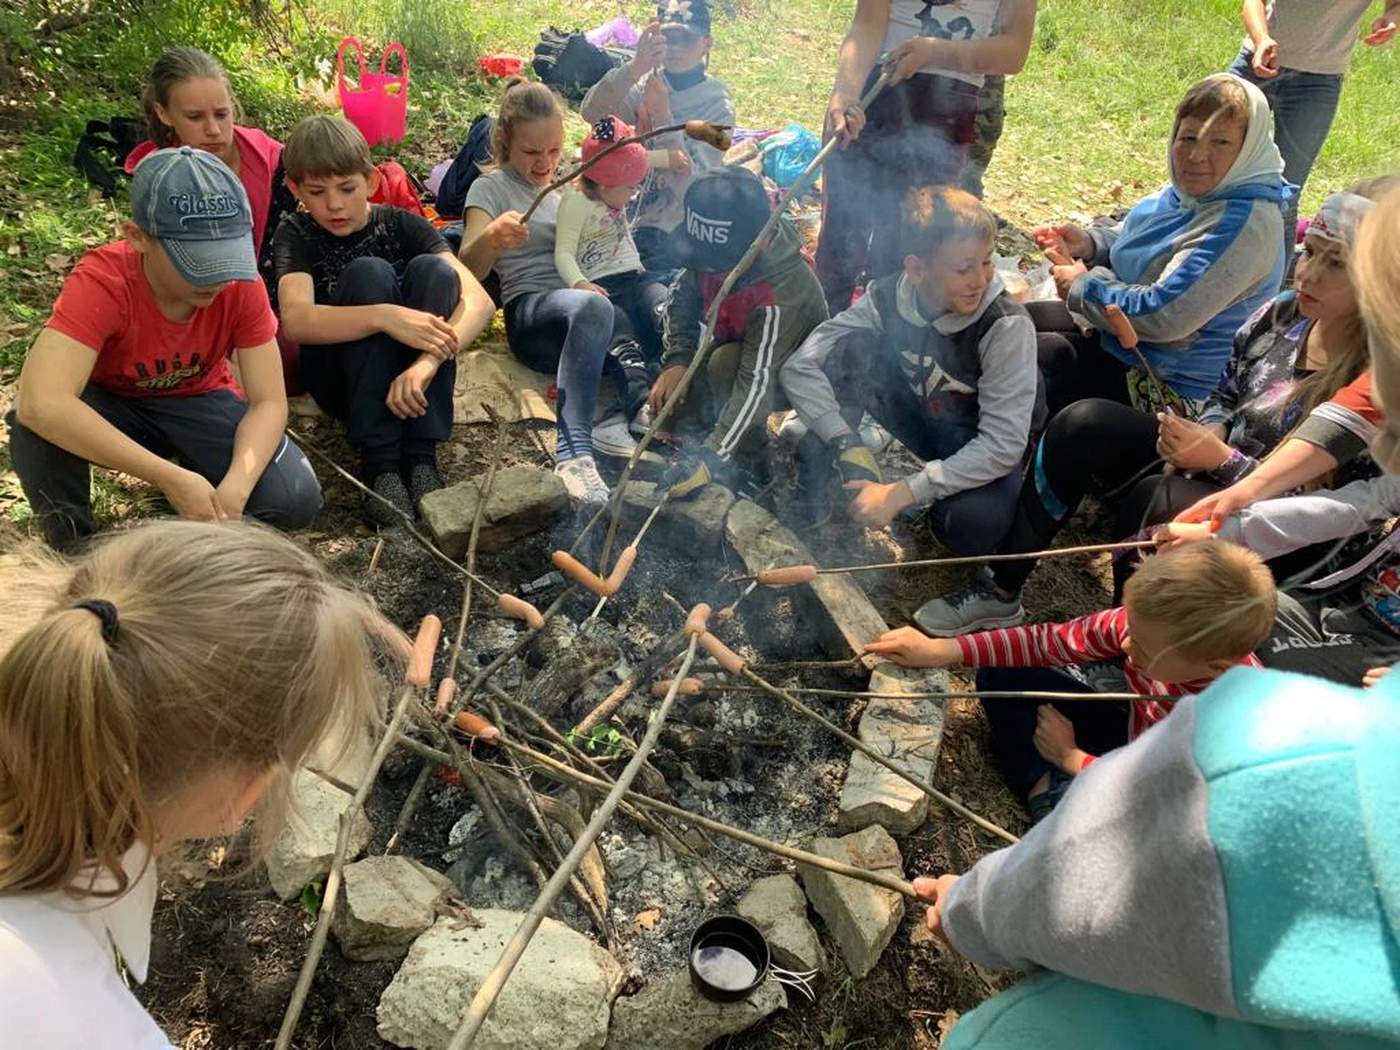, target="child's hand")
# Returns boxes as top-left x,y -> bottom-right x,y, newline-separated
573,280 -> 610,298
1176,475 -> 1261,530
911,874 -> 960,943
1032,223 -> 1093,262
1364,665 -> 1393,688
1364,14 -> 1398,46
163,467 -> 228,522
641,73 -> 672,129
1042,244 -> 1088,299
382,305 -> 459,360
486,211 -> 530,251
864,626 -> 962,668
844,478 -> 914,528
386,355 -> 440,419
1033,706 -> 1089,774
627,21 -> 667,80
648,364 -> 687,415
1156,413 -> 1231,473
213,476 -> 252,519
668,148 -> 692,176
1251,36 -> 1281,76
1152,520 -> 1214,551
